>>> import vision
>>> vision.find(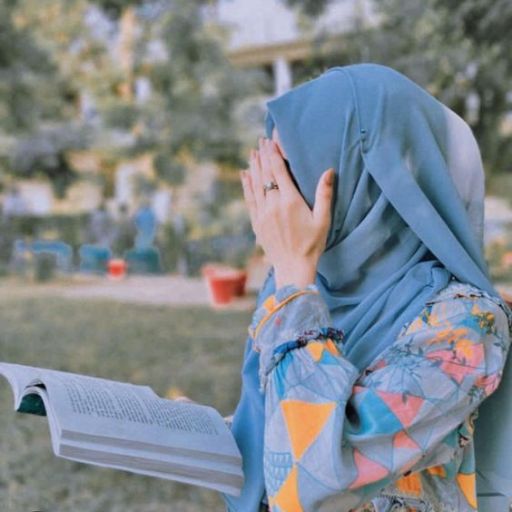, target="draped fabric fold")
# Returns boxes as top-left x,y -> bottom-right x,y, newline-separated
222,64 -> 512,512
